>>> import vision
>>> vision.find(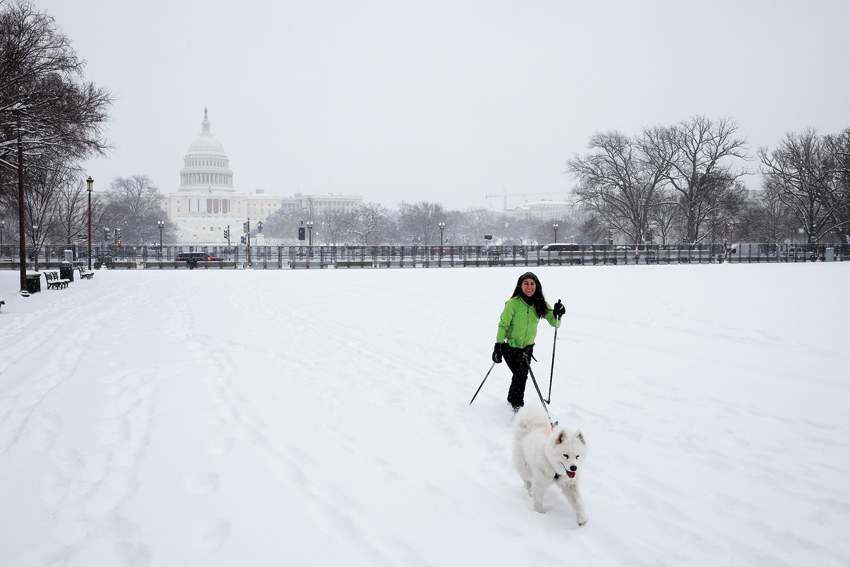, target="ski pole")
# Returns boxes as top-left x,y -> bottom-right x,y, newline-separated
525,355 -> 556,429
546,304 -> 561,404
469,361 -> 497,405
